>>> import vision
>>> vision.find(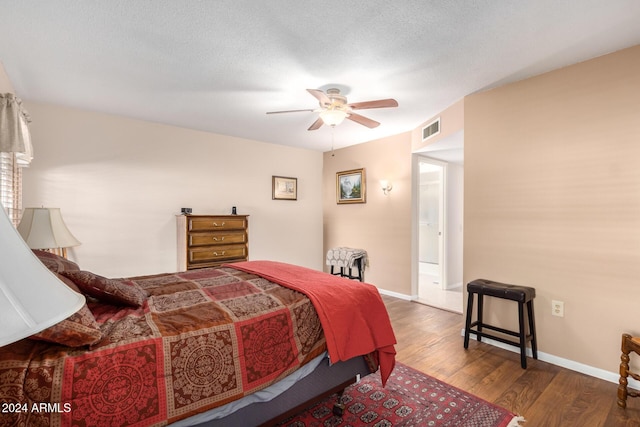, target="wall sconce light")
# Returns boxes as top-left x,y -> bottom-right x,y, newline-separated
380,180 -> 393,195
